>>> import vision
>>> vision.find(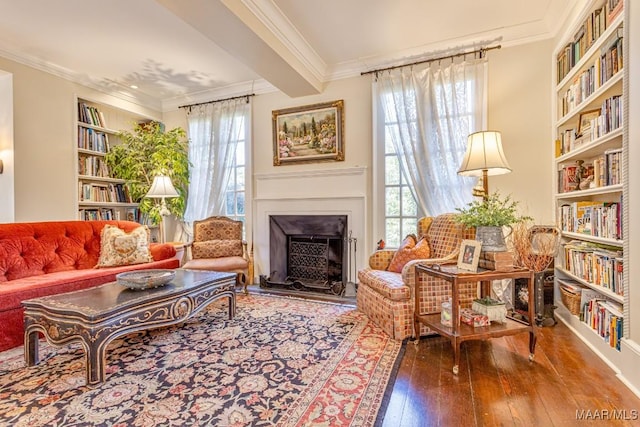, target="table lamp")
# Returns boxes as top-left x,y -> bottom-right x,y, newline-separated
457,130 -> 512,200
145,175 -> 179,243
